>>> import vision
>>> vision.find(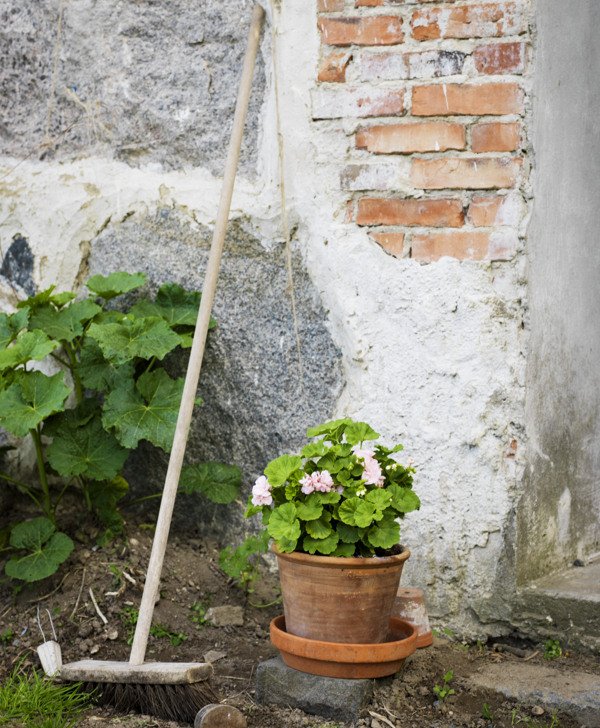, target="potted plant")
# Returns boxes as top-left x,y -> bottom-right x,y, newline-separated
245,418 -> 420,649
